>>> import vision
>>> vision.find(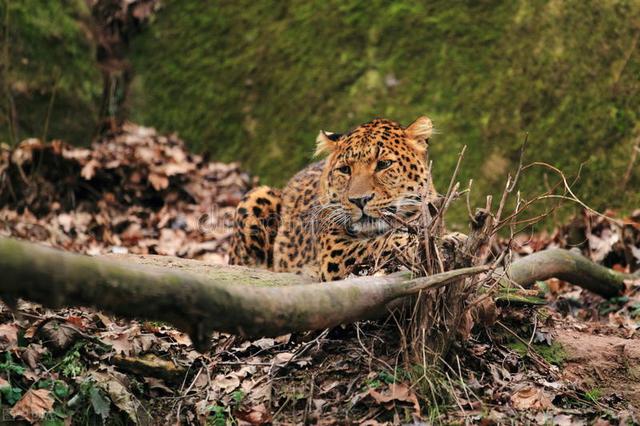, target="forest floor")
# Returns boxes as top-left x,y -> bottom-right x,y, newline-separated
0,125 -> 639,425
